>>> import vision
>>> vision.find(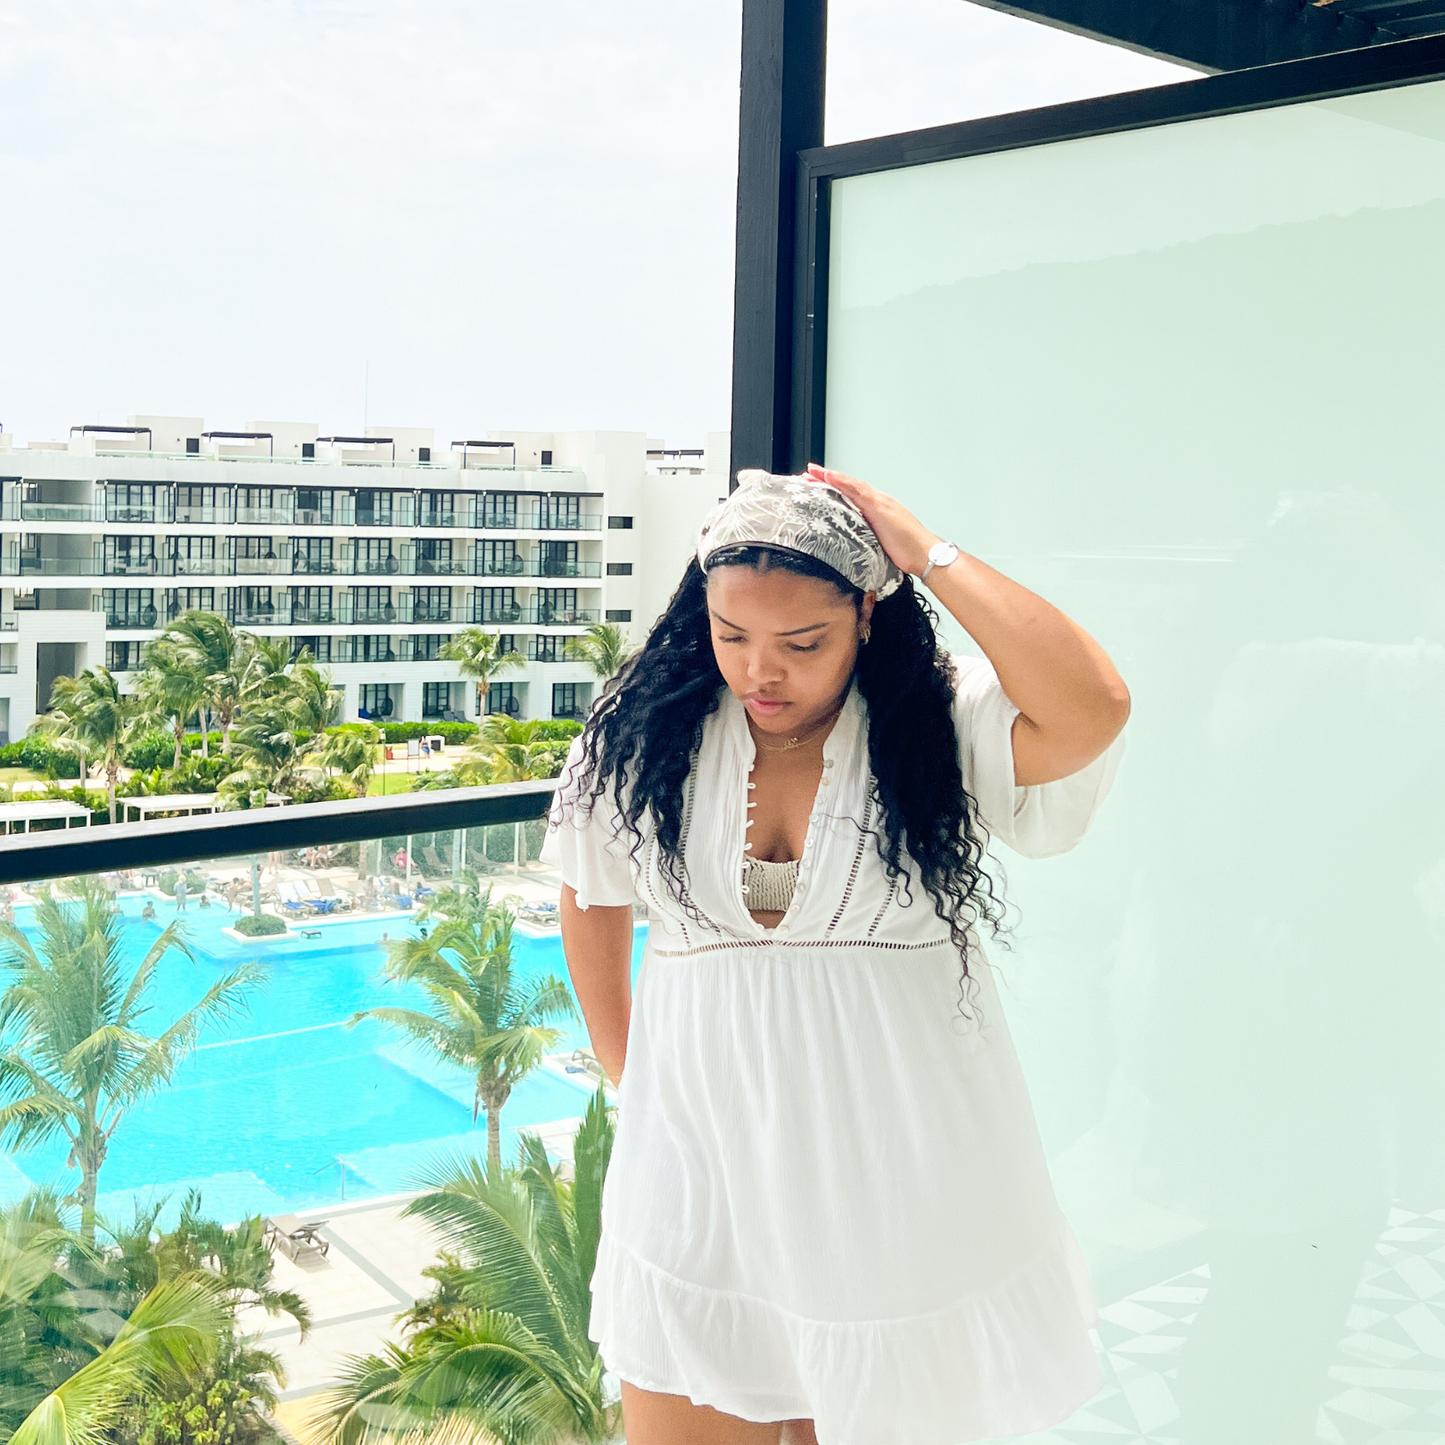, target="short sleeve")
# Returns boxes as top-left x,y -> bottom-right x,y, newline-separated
952,652 -> 1125,860
538,734 -> 638,909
